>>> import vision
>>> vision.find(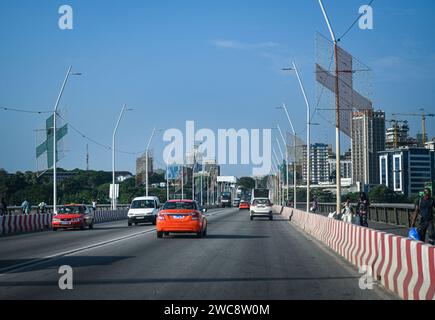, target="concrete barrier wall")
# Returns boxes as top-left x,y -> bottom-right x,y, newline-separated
0,210 -> 128,236
275,206 -> 435,300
